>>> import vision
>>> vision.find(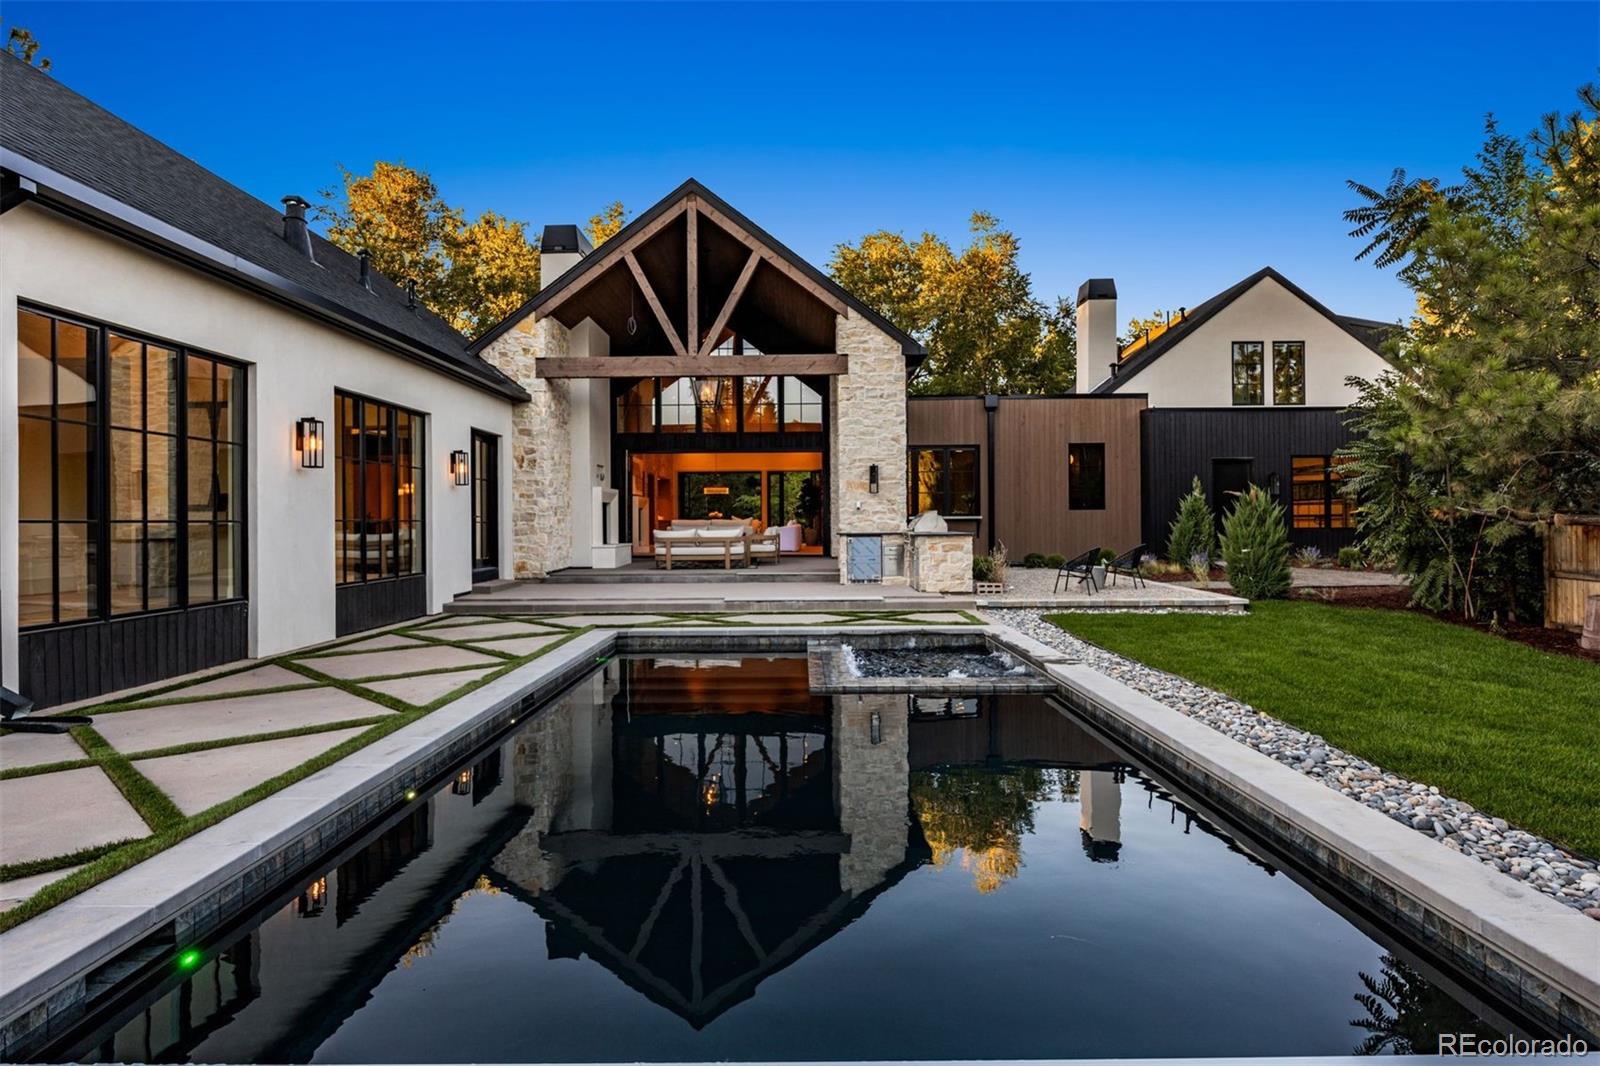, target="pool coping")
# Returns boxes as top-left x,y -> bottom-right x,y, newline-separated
0,624 -> 975,1057
977,619 -> 1600,1042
